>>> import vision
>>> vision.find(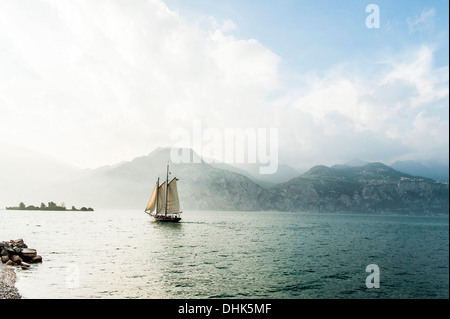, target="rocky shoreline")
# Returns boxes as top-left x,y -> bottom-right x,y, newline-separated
1,239 -> 43,268
0,239 -> 43,299
0,265 -> 21,299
